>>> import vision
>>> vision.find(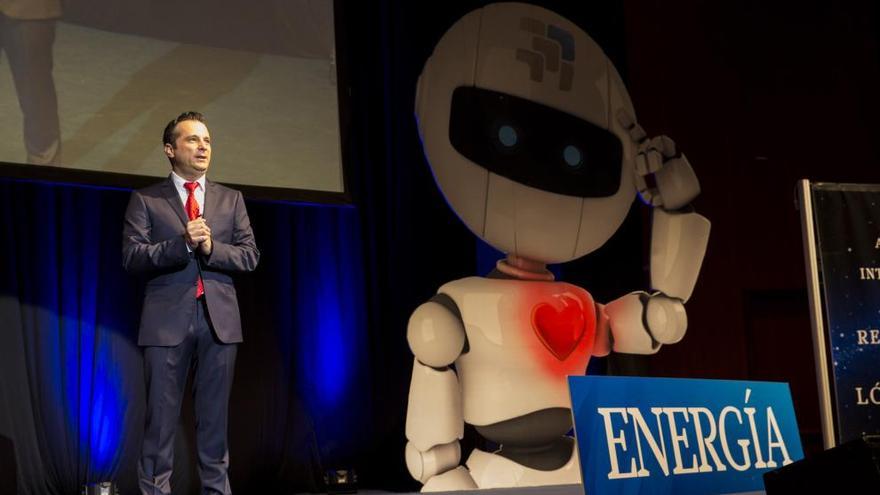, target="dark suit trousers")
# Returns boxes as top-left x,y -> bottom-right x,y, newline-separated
139,298 -> 236,495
